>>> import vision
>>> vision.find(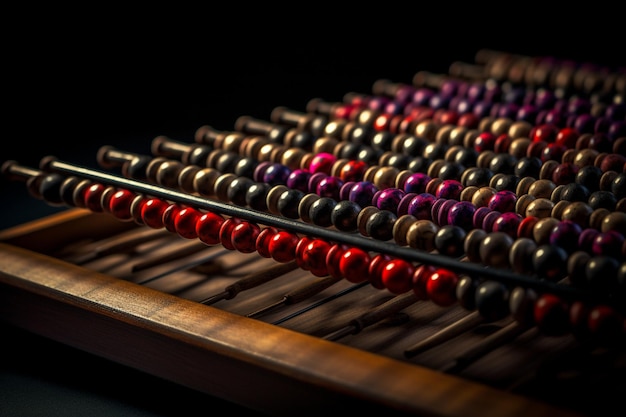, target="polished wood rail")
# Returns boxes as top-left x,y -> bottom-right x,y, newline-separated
0,209 -> 596,417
